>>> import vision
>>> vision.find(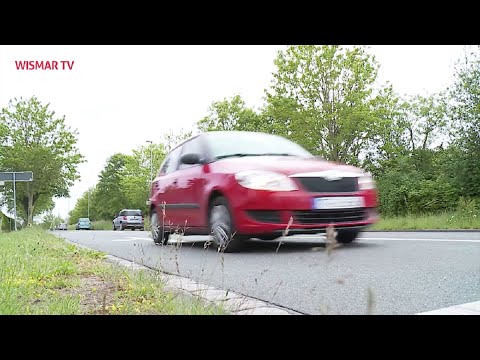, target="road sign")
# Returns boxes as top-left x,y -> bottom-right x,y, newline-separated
0,171 -> 34,231
0,171 -> 33,182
